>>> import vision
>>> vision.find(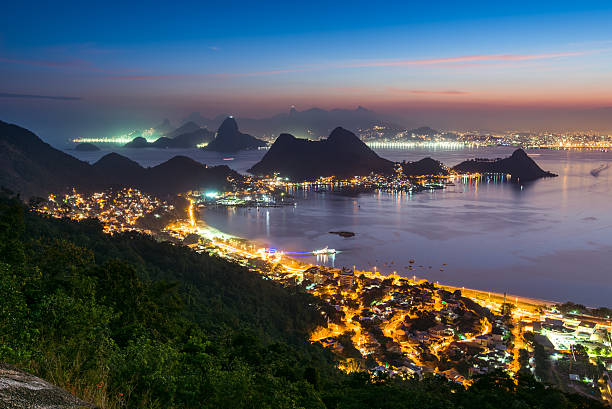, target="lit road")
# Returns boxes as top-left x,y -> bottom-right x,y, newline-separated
209,239 -> 307,275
